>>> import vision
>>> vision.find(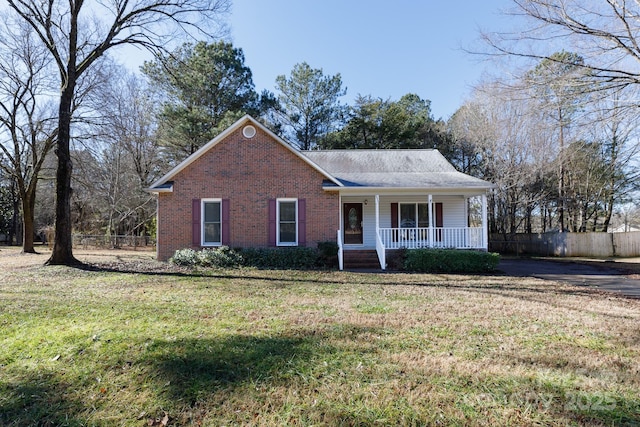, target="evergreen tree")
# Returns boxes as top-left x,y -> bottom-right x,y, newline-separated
275,62 -> 347,150
143,41 -> 265,162
324,93 -> 447,150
